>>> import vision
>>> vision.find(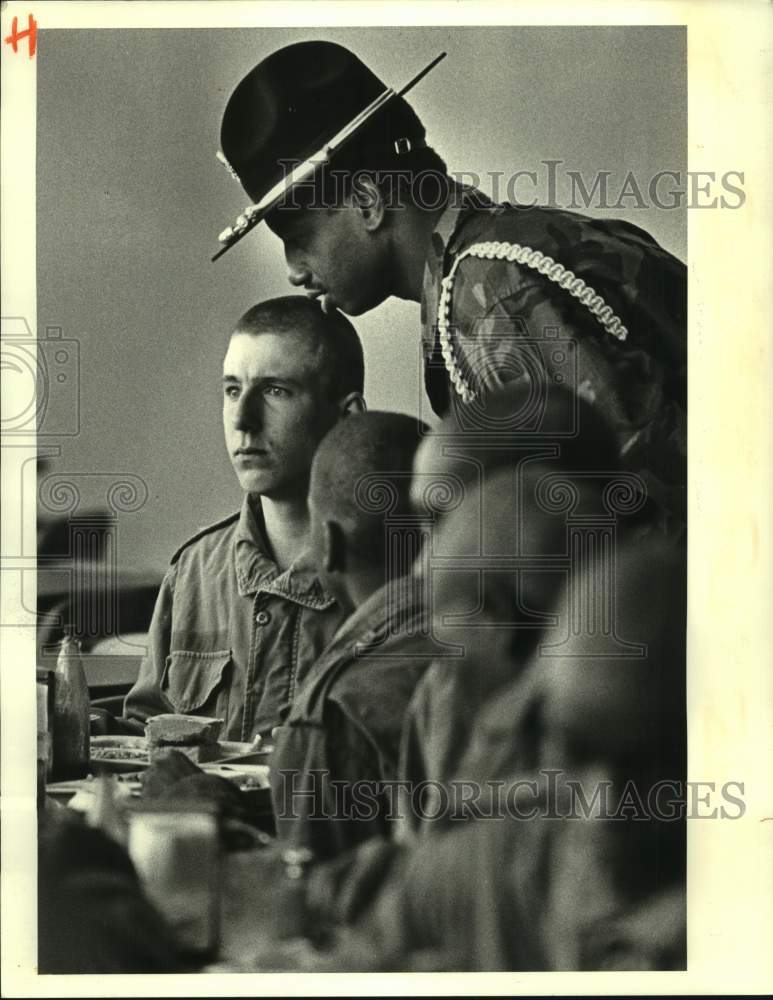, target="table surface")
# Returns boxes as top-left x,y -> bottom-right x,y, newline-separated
43,744 -> 336,972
